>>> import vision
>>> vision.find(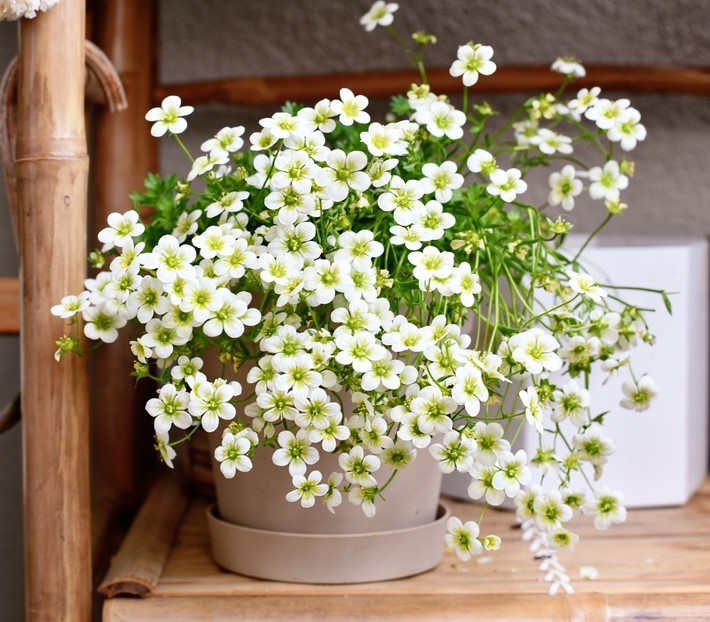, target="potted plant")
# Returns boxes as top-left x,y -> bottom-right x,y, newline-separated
52,0 -> 666,590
